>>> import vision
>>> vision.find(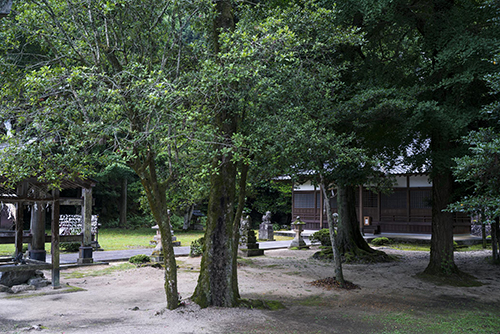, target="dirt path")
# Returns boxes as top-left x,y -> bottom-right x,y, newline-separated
1,247 -> 499,334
